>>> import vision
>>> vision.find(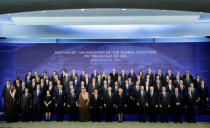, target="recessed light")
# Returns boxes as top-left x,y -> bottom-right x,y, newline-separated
81,9 -> 86,11
122,9 -> 127,11
199,12 -> 203,13
162,10 -> 167,11
42,11 -> 46,13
